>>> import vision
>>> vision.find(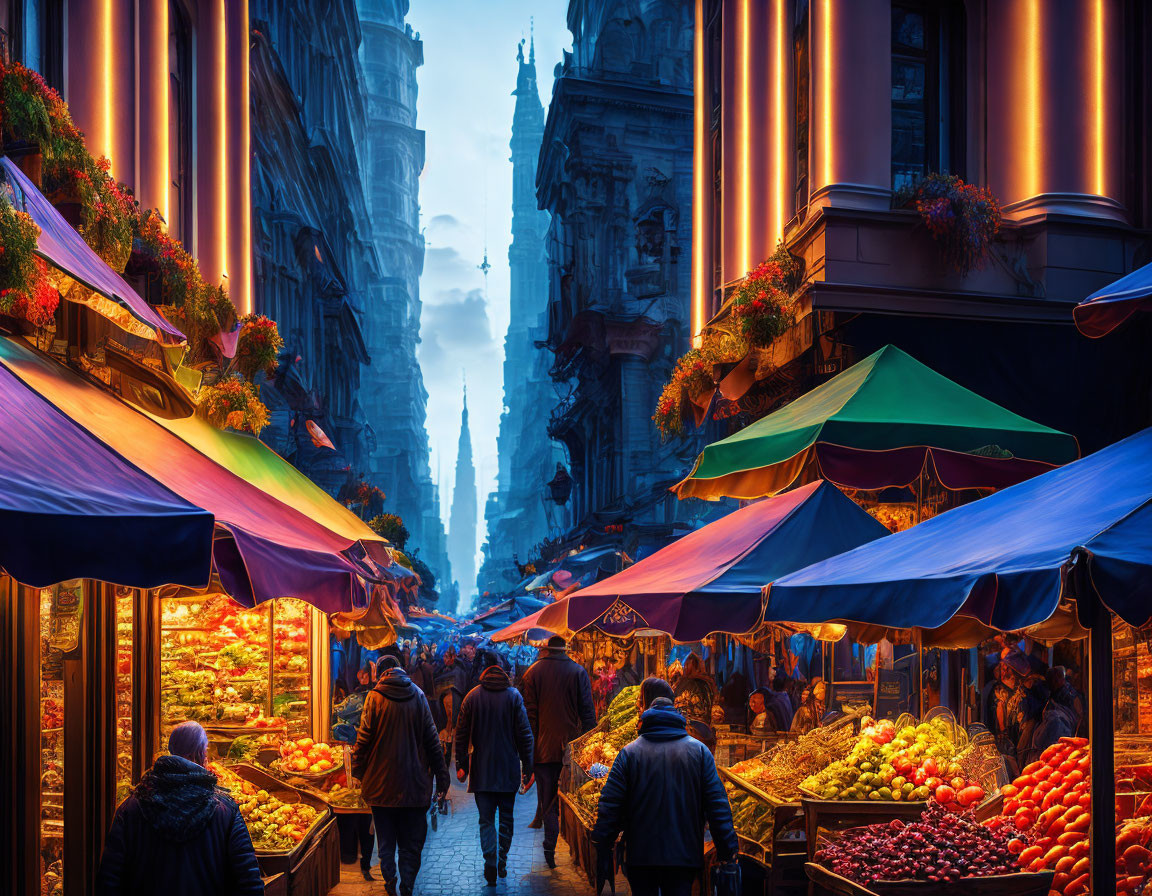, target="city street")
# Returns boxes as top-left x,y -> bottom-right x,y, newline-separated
332,780 -> 629,896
